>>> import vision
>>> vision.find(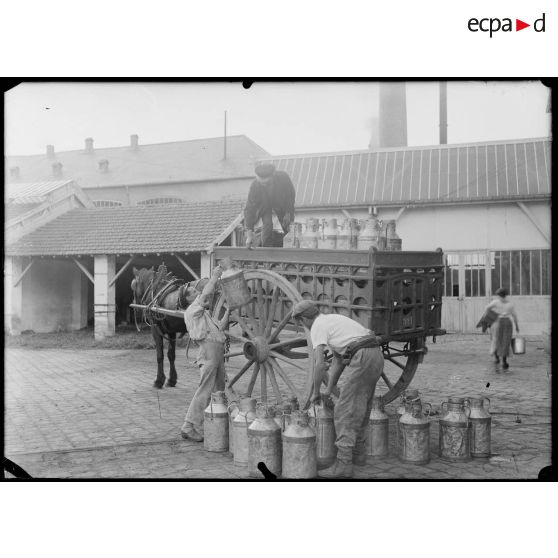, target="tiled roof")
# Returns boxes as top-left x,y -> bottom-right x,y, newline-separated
5,135 -> 269,189
5,180 -> 74,204
259,138 -> 551,207
5,200 -> 244,256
